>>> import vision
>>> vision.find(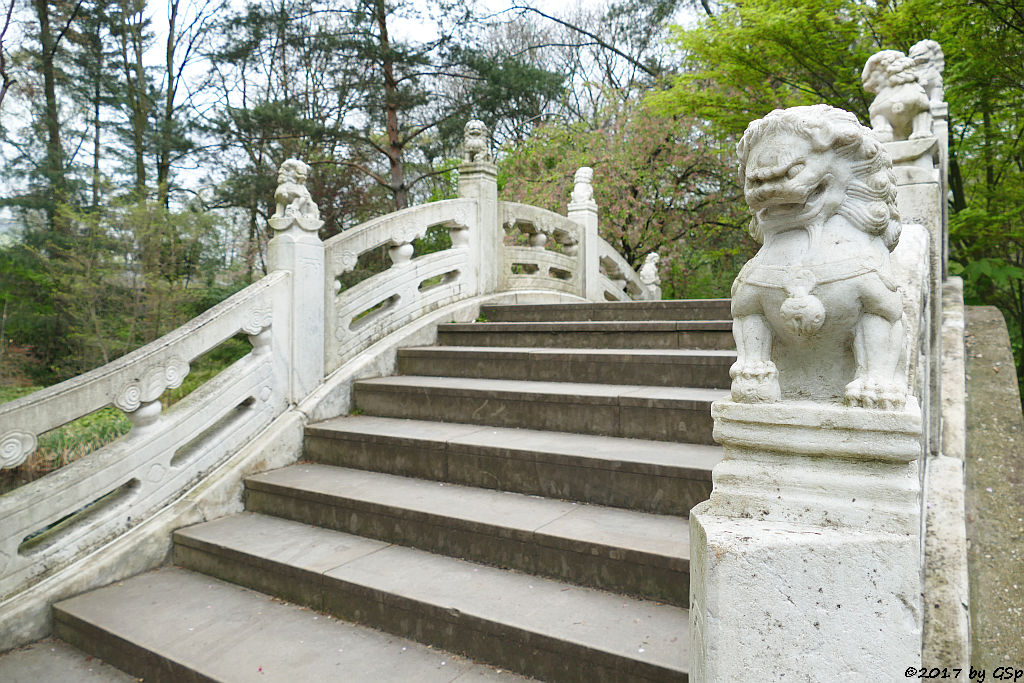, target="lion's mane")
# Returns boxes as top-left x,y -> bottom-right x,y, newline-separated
736,104 -> 901,252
